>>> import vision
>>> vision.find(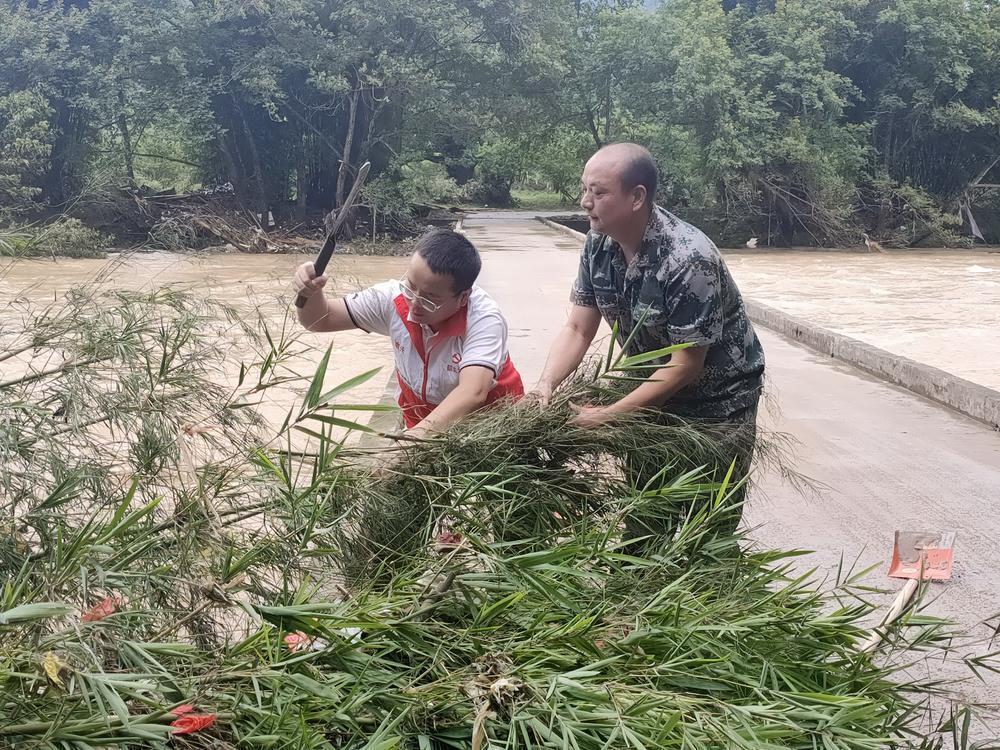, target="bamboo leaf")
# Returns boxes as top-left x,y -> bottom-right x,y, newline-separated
319,403 -> 399,412
301,344 -> 333,413
612,342 -> 694,369
315,367 -> 383,407
302,414 -> 376,434
0,602 -> 71,625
